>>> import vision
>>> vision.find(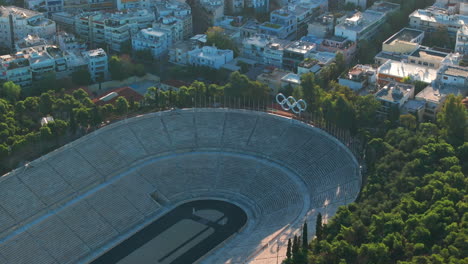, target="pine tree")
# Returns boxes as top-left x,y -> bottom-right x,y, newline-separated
316,213 -> 323,241
302,222 -> 308,249
292,235 -> 299,261
286,238 -> 292,260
